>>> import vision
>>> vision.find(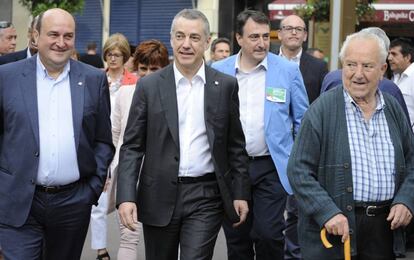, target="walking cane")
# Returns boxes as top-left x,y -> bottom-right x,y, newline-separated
320,227 -> 351,260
